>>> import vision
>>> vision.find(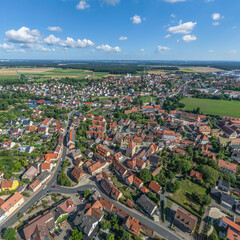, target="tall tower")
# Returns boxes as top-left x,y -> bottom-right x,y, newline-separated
126,140 -> 136,158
